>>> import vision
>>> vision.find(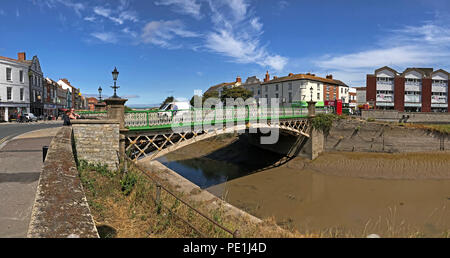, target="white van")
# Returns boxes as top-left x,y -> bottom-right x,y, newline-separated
158,101 -> 192,119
